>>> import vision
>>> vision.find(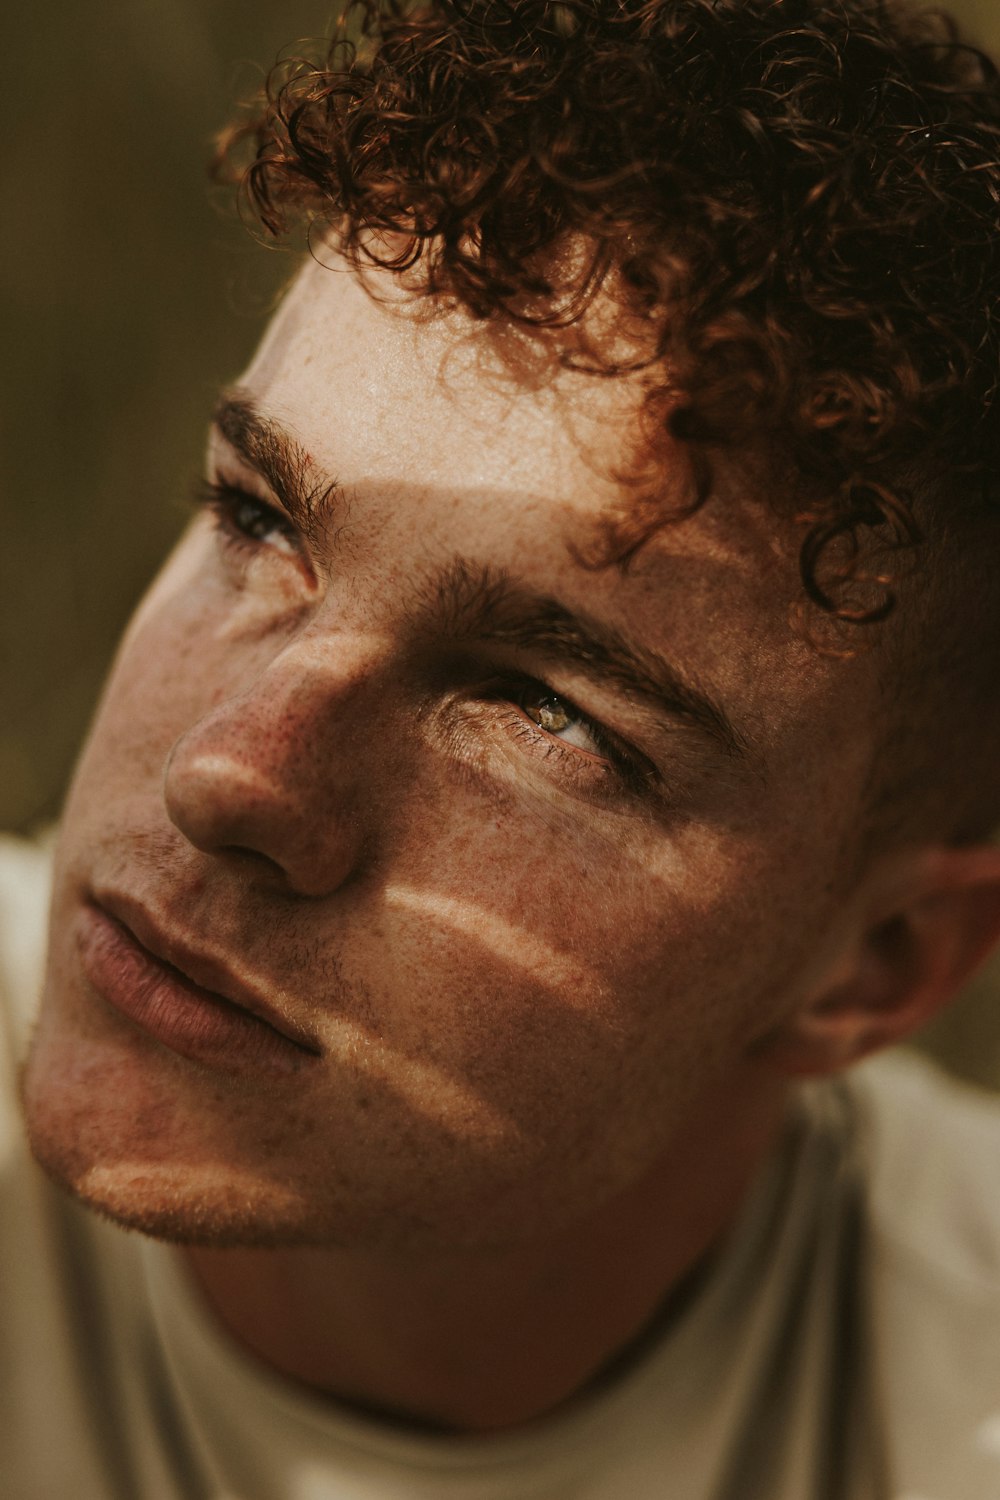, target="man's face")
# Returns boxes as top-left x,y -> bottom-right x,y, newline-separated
23,258 -> 881,1251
